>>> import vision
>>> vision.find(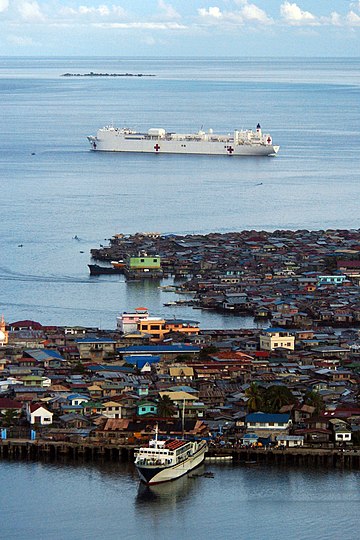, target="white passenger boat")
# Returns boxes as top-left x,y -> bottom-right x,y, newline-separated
134,427 -> 208,485
87,124 -> 279,156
